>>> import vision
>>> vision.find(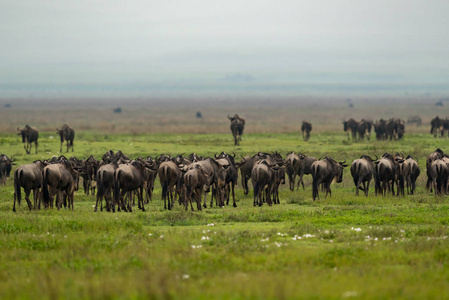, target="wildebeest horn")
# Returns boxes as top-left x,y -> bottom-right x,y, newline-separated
232,152 -> 236,158
373,155 -> 378,161
318,156 -> 323,160
414,155 -> 419,162
214,153 -> 219,159
400,152 -> 404,158
227,114 -> 232,120
340,159 -> 346,164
